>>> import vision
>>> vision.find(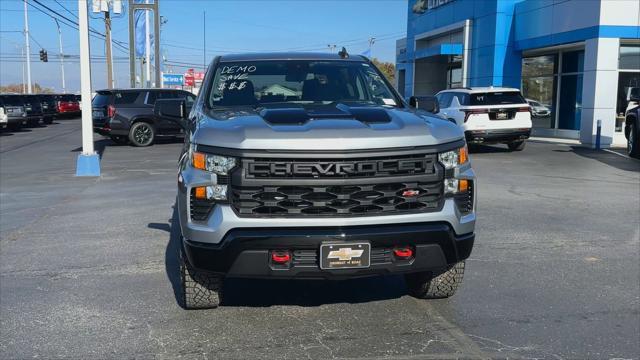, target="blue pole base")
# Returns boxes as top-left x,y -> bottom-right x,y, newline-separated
76,153 -> 101,177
